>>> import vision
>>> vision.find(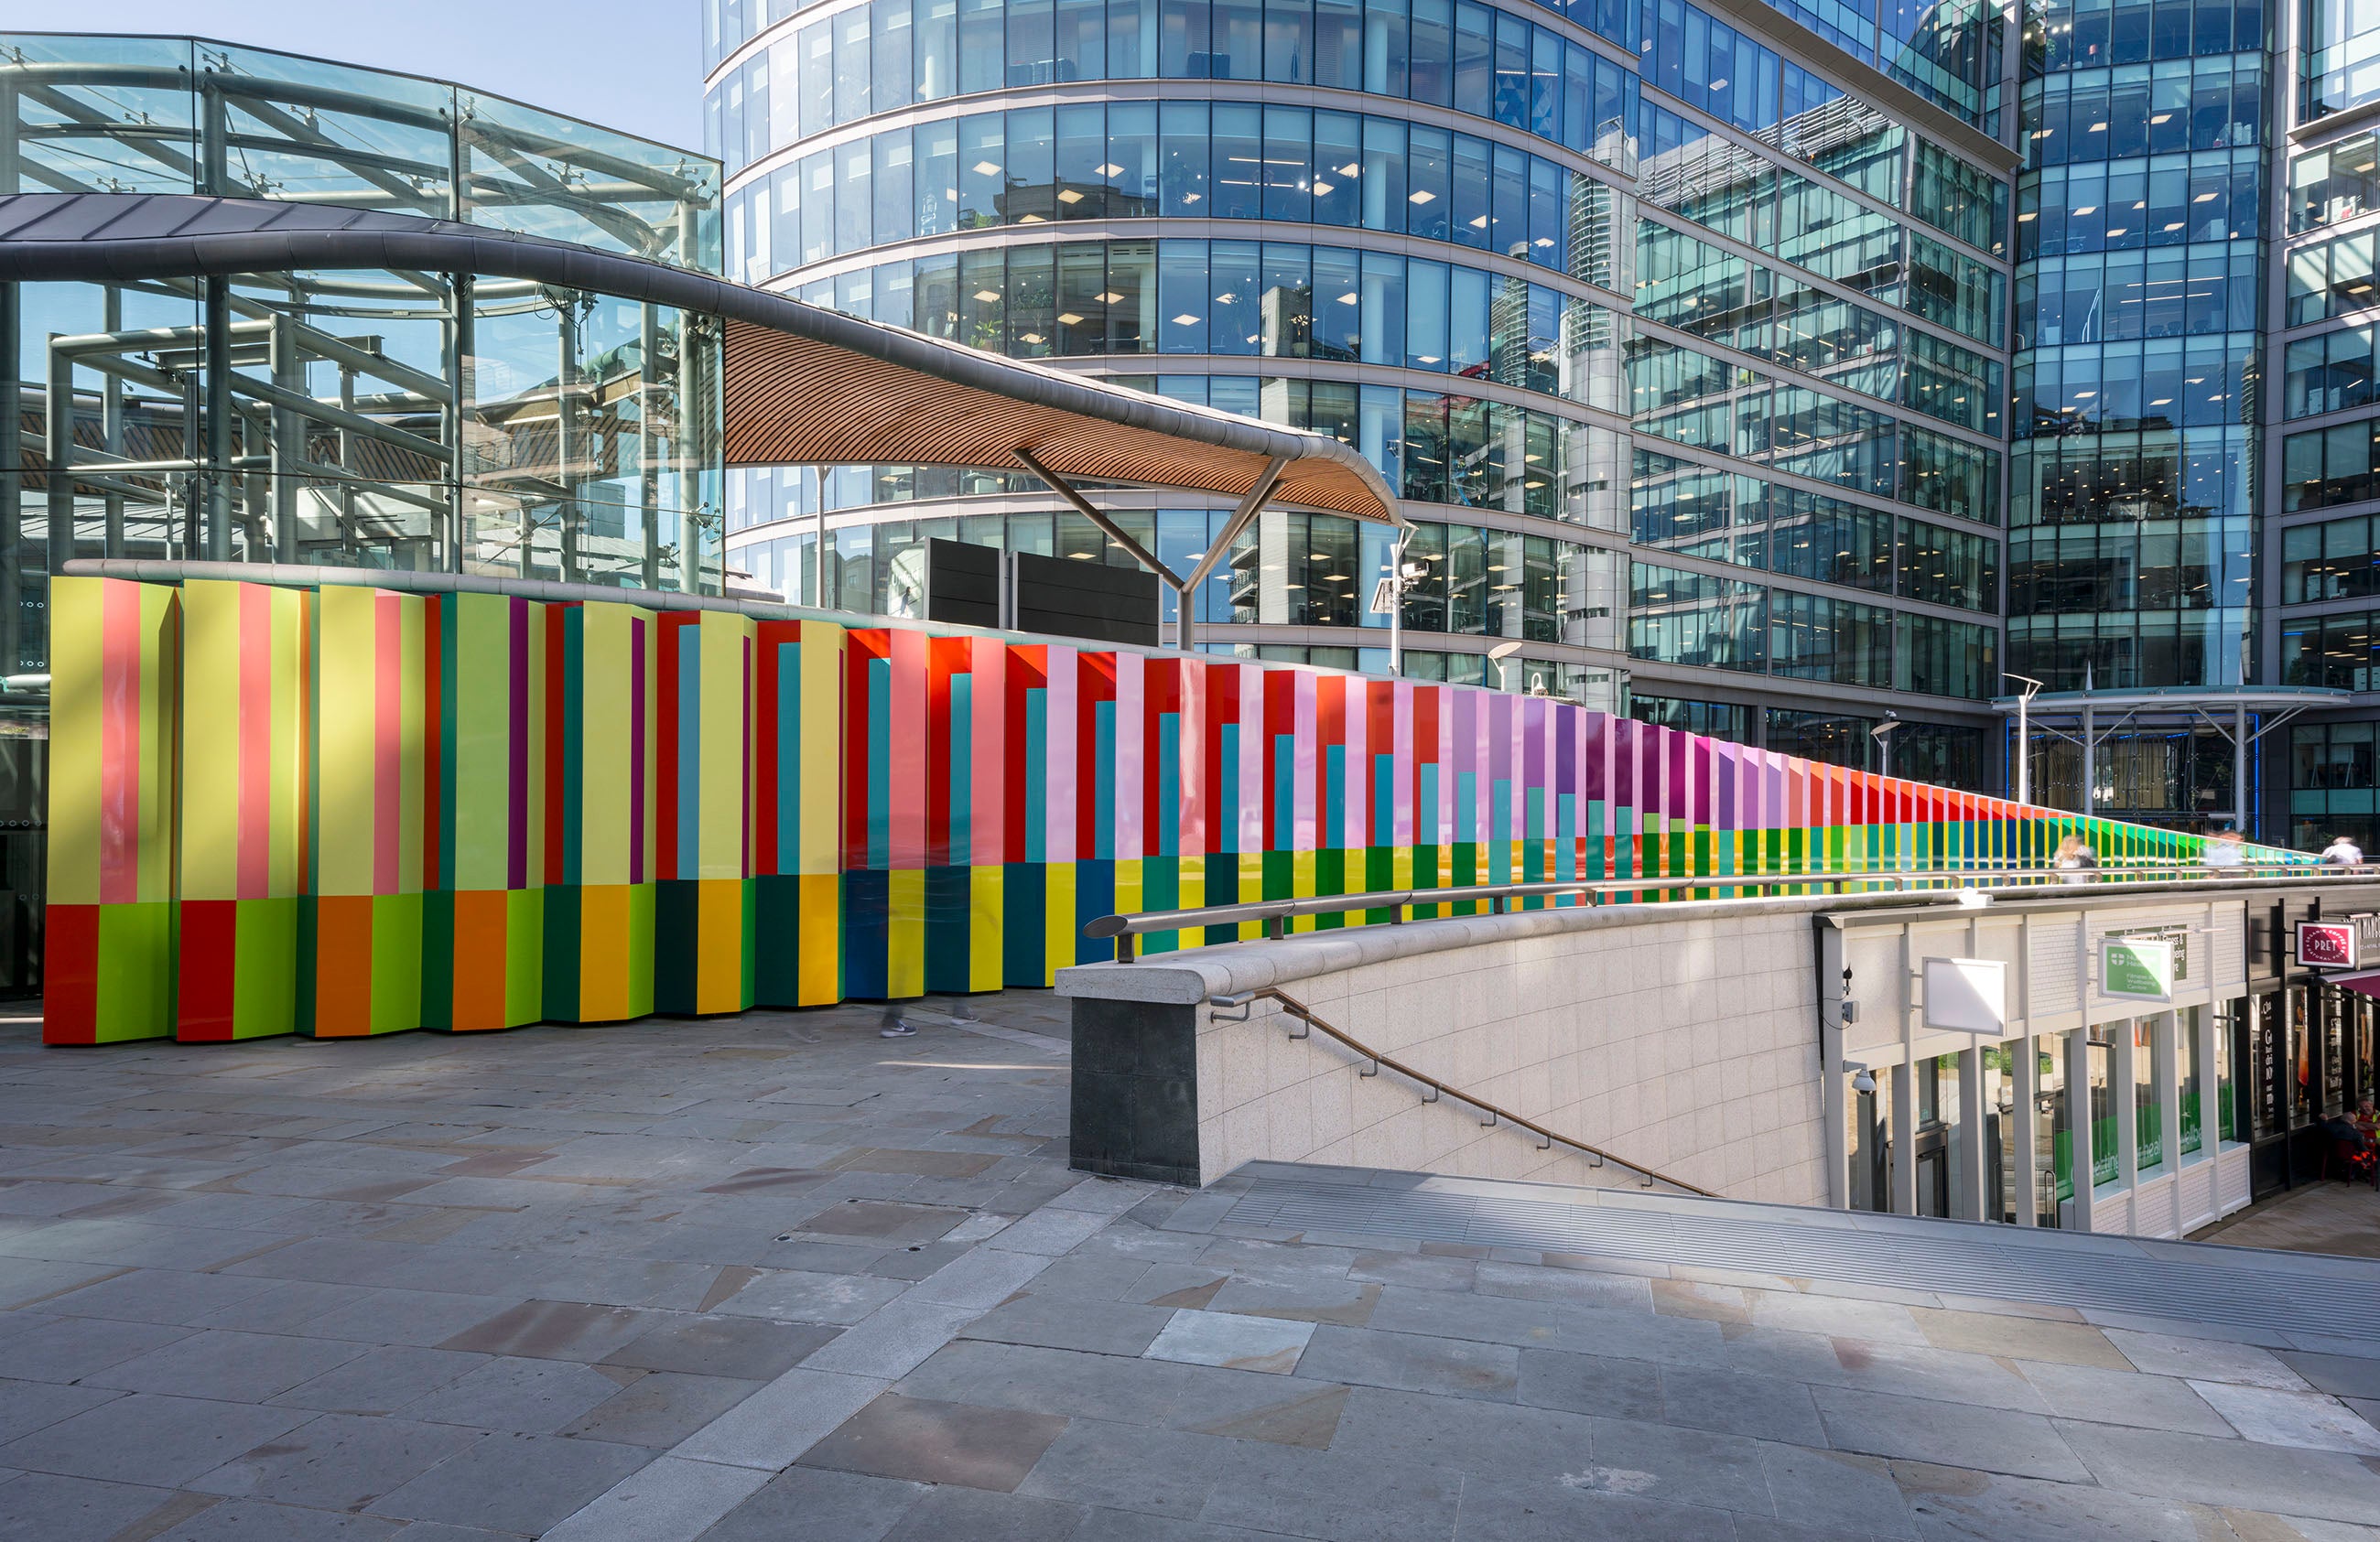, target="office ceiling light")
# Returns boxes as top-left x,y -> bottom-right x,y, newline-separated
972,160 -> 1001,176
1057,312 -> 1084,325
972,289 -> 1001,302
1410,189 -> 1435,203
1171,313 -> 1199,325
1095,162 -> 1122,176
1058,189 -> 1083,203
1097,291 -> 1123,302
